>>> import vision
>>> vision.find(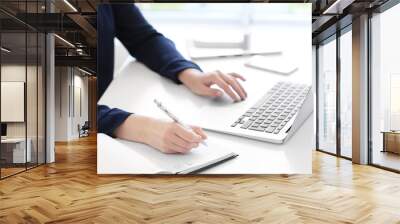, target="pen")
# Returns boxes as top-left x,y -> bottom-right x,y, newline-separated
153,99 -> 207,146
